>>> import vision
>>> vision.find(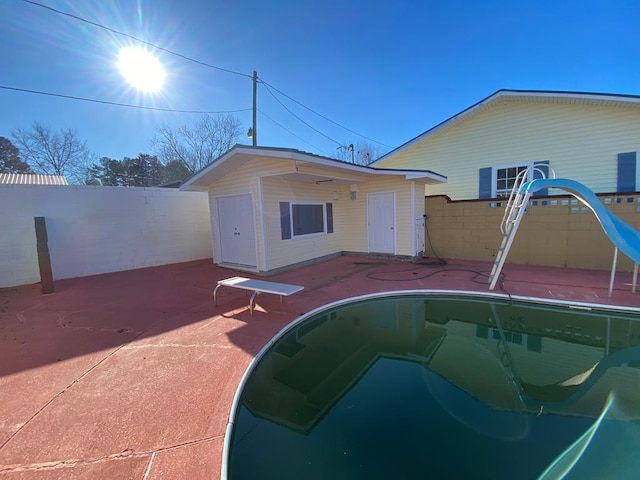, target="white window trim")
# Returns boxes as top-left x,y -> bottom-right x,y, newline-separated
290,202 -> 327,238
491,161 -> 534,197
